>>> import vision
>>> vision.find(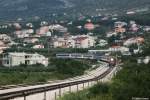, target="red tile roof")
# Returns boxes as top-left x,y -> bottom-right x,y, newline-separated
73,37 -> 88,41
